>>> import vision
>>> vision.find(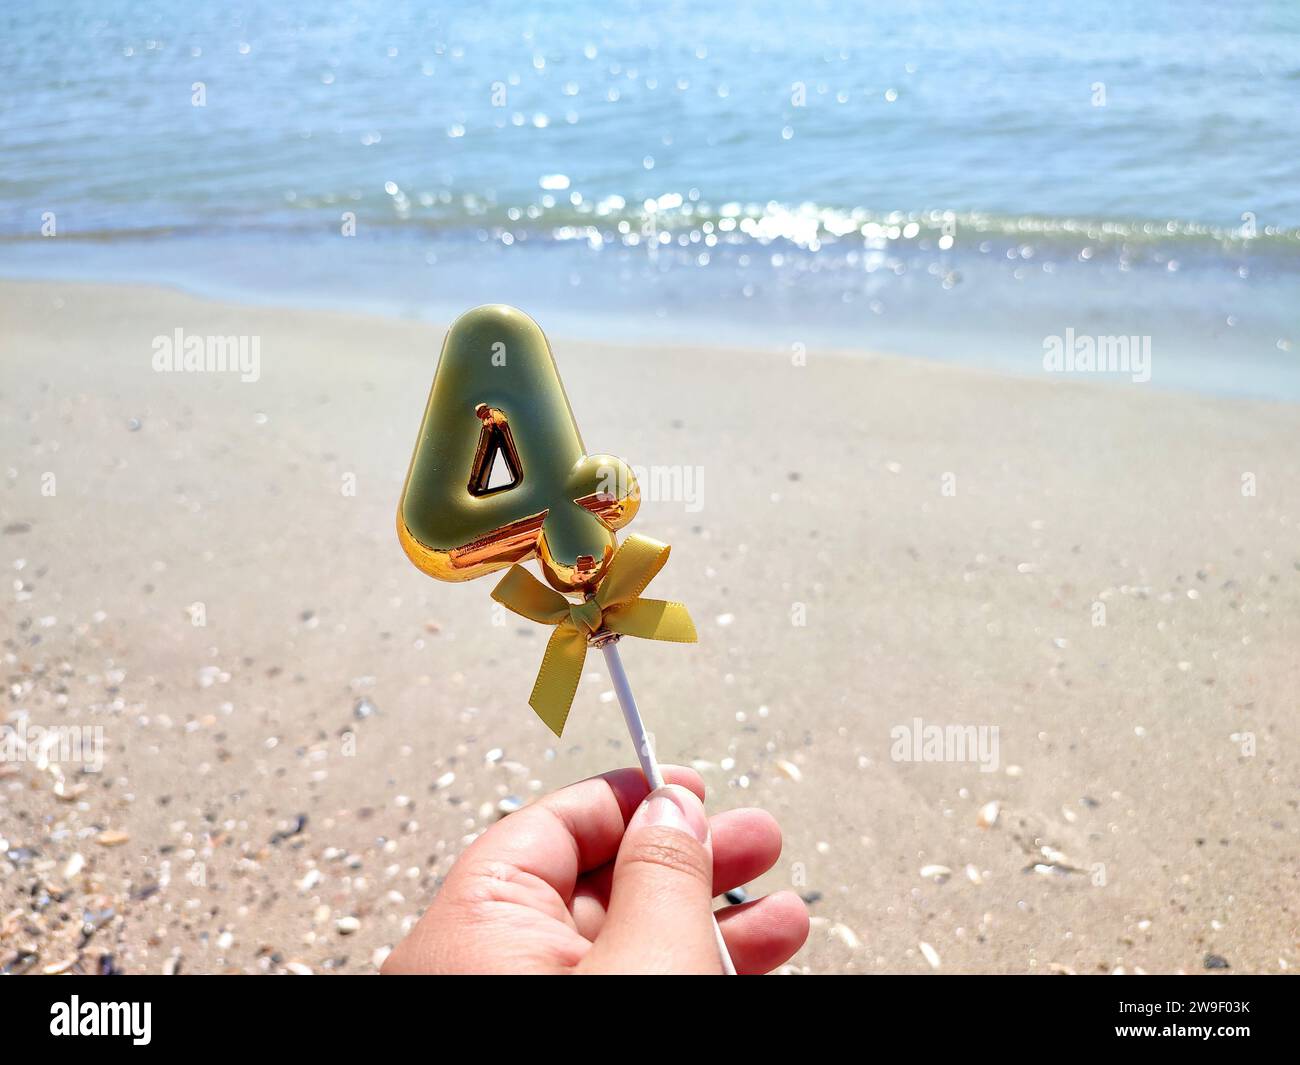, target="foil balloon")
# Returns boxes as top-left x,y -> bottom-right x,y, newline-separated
397,304 -> 639,593
395,307 -> 729,970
